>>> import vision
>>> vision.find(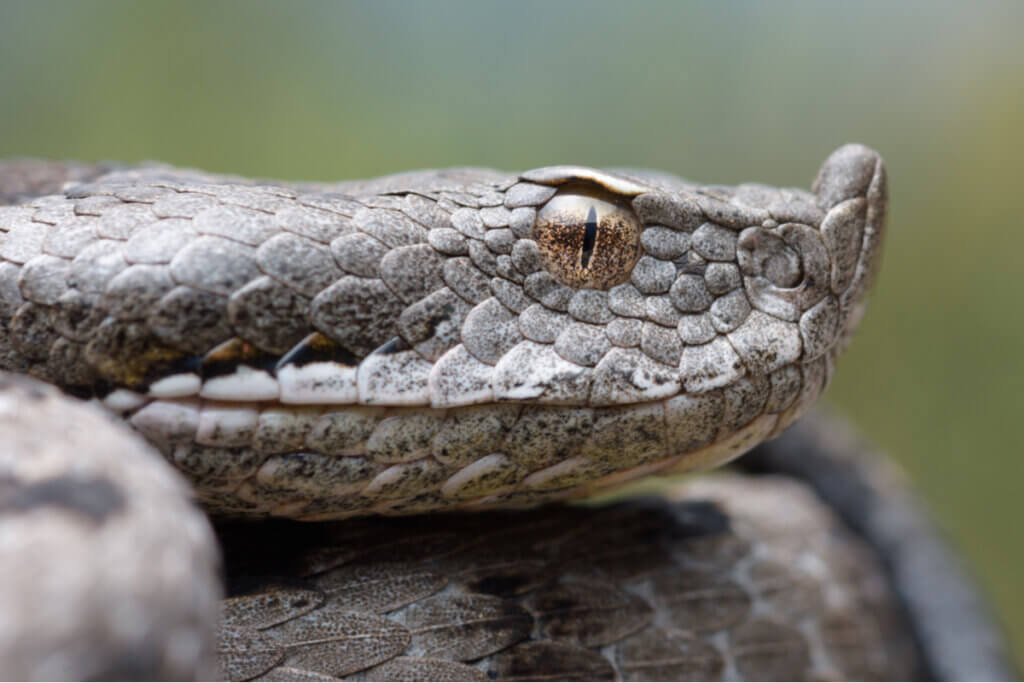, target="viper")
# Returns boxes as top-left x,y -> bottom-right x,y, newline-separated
0,146 -> 1009,680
